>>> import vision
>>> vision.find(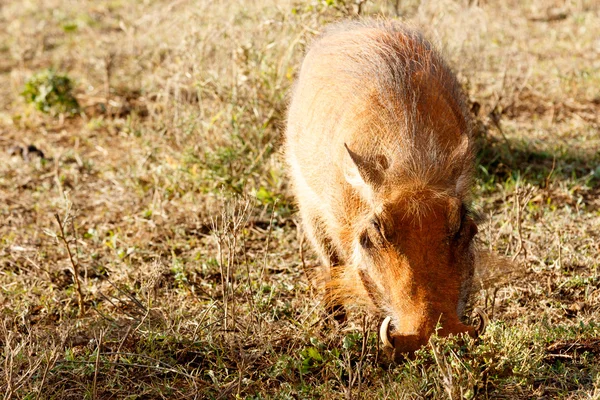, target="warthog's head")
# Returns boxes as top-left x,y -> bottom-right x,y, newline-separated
341,142 -> 486,360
